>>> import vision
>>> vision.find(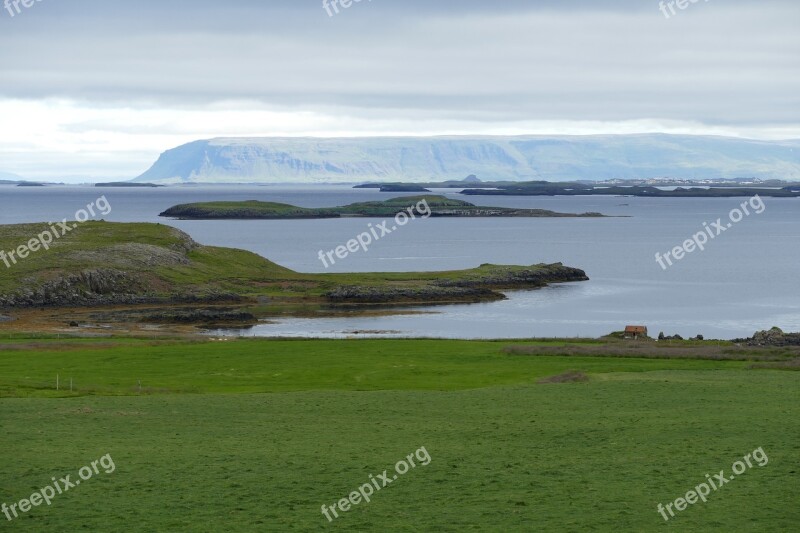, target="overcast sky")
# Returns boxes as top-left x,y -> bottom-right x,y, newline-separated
0,0 -> 798,180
